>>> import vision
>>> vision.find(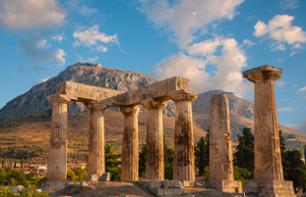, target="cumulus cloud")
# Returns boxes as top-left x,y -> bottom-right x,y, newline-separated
154,37 -> 248,95
140,0 -> 244,48
55,48 -> 66,65
0,0 -> 64,29
73,25 -> 118,53
254,15 -> 306,50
